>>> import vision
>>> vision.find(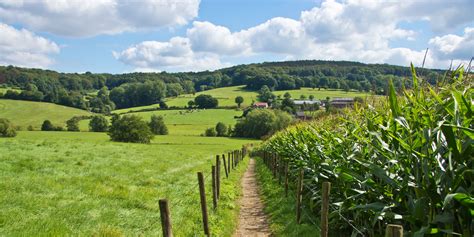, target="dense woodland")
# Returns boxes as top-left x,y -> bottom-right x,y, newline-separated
0,60 -> 443,112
